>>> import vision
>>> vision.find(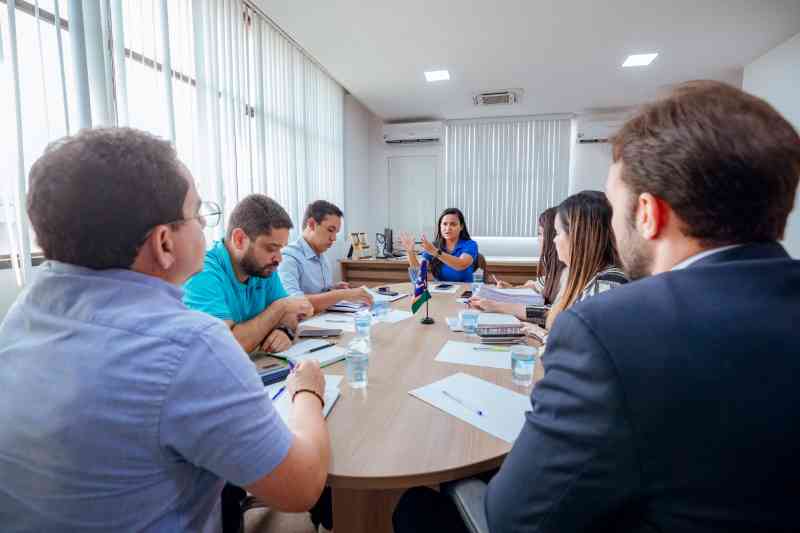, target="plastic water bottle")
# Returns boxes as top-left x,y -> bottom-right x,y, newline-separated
354,309 -> 372,342
346,333 -> 370,389
472,267 -> 484,296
